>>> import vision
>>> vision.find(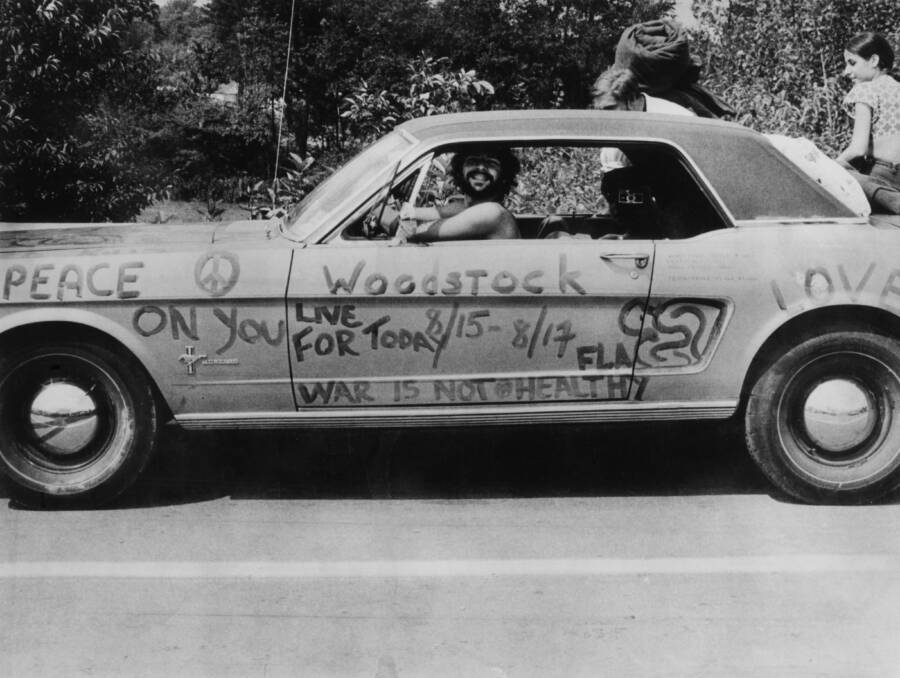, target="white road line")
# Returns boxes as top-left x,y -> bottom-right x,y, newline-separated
1,555 -> 899,579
